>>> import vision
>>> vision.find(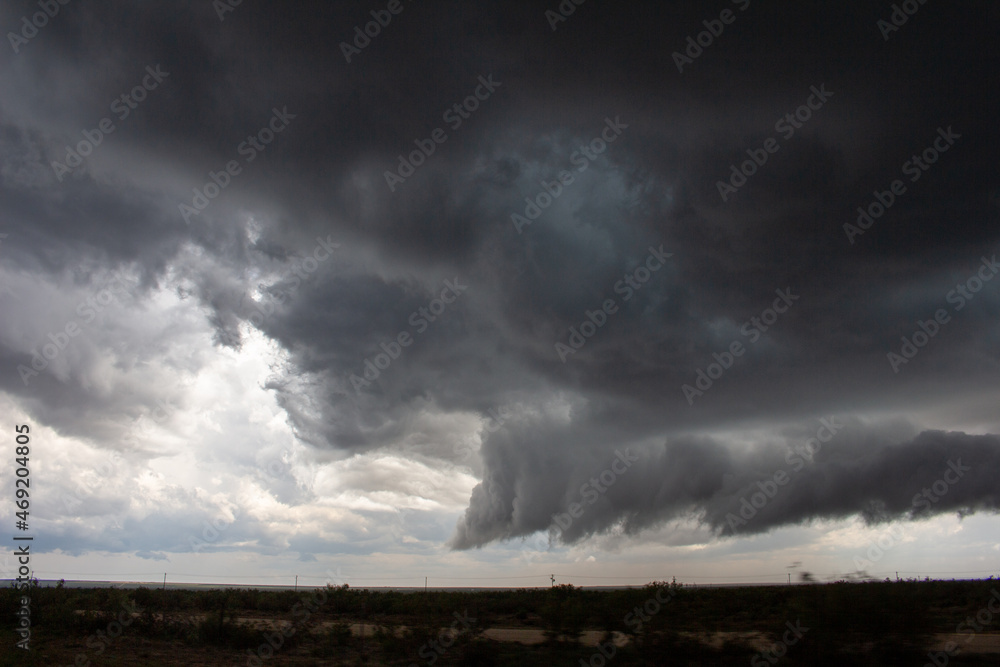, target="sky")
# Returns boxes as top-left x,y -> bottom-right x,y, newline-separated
0,0 -> 997,589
